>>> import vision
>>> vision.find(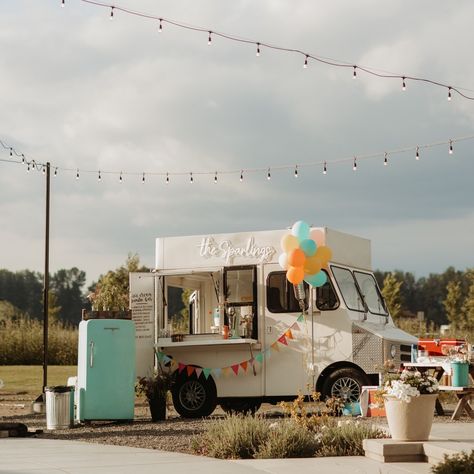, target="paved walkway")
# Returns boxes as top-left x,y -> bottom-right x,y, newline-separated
0,423 -> 472,474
